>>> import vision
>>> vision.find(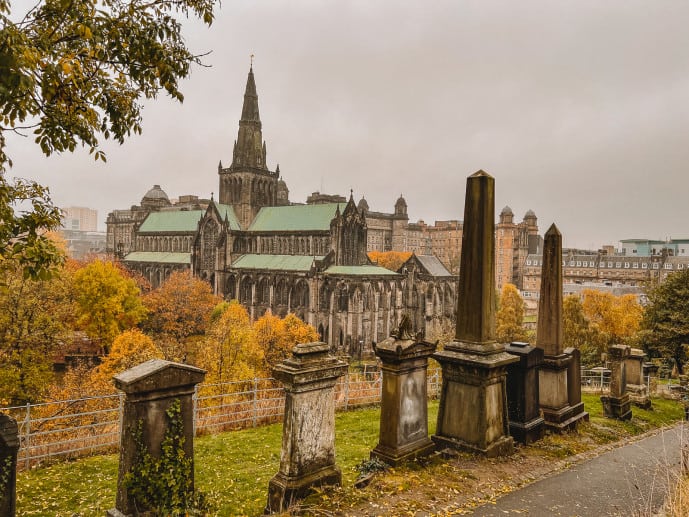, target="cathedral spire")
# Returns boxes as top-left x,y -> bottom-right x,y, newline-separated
240,66 -> 260,122
230,65 -> 267,171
